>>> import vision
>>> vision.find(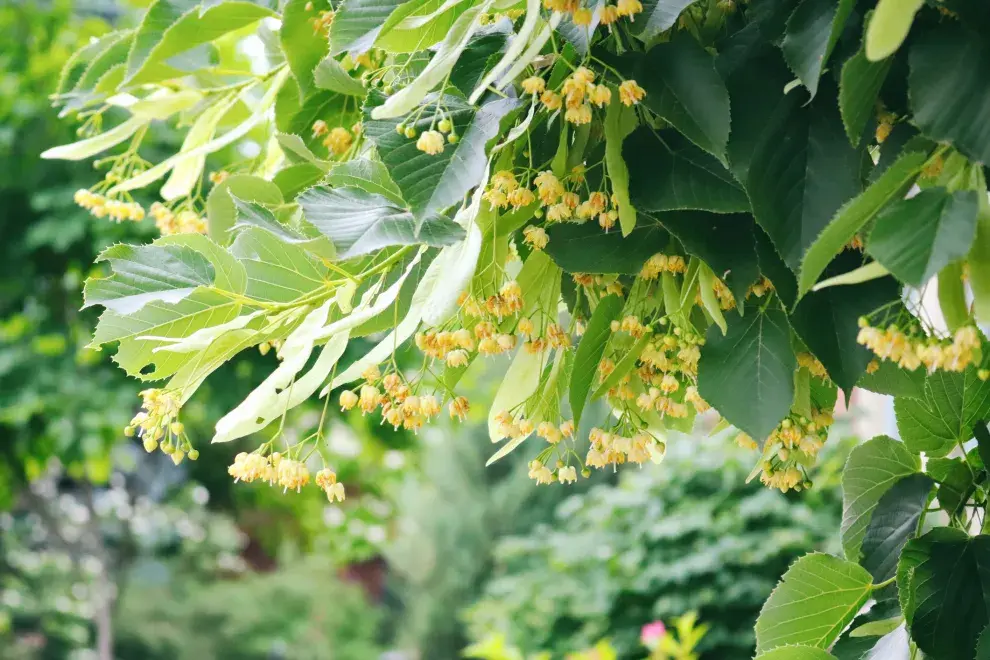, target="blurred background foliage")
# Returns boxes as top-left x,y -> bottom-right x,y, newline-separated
1,1 -> 850,658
